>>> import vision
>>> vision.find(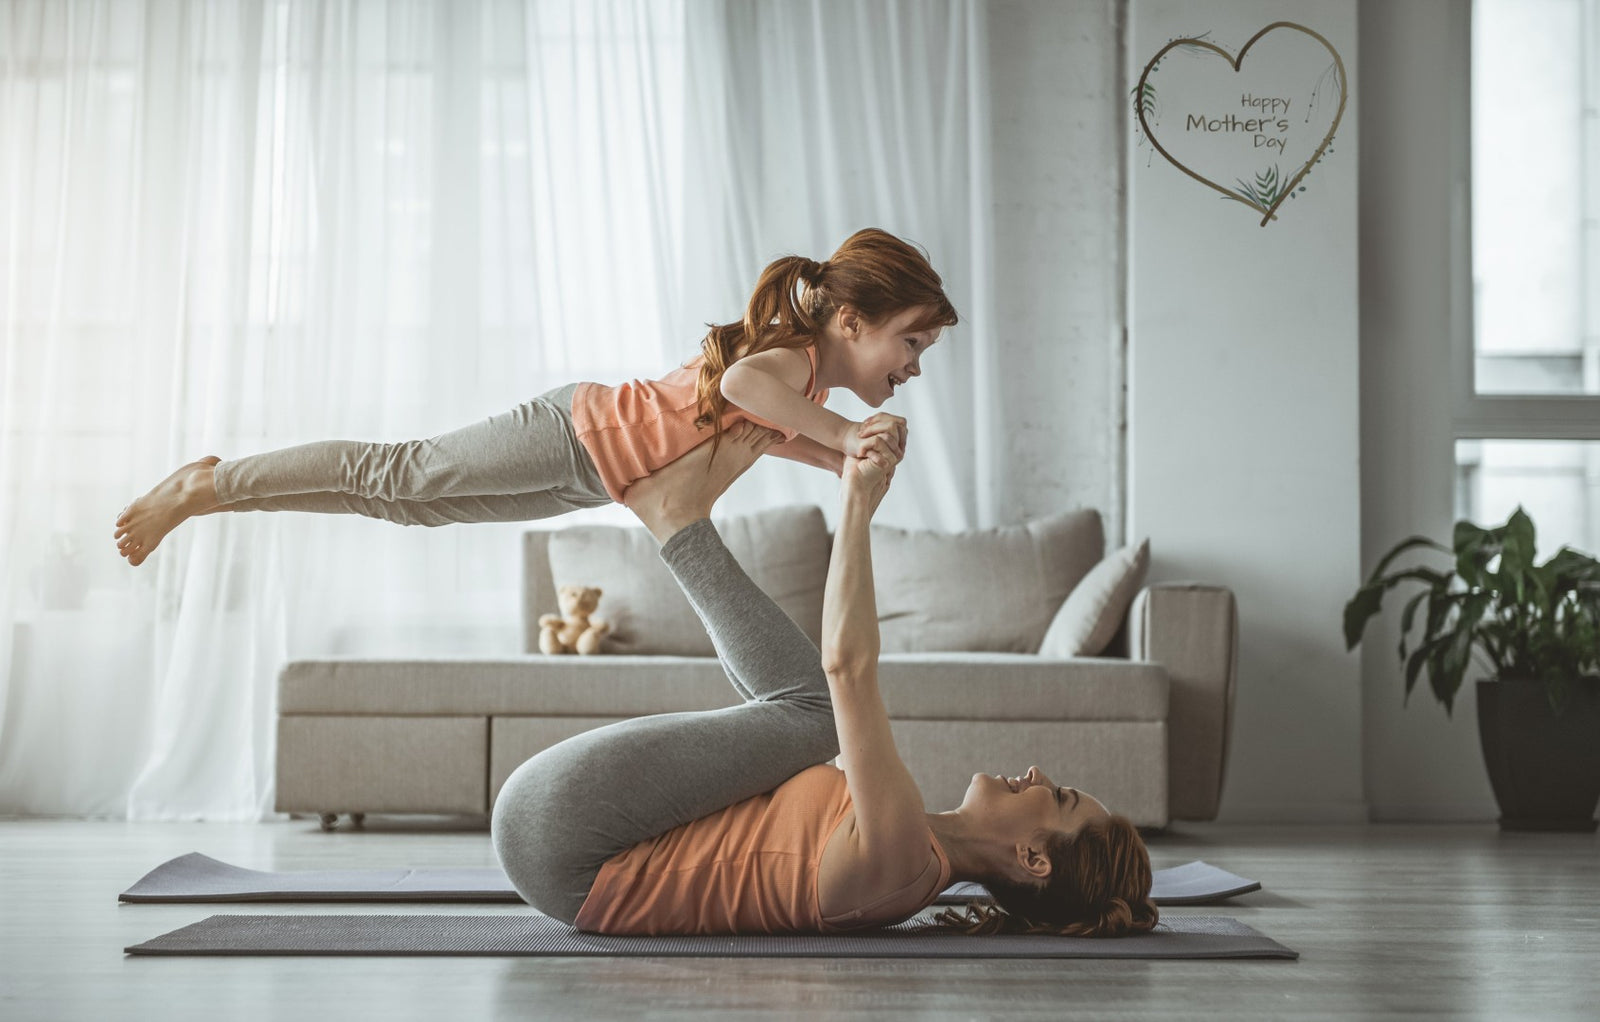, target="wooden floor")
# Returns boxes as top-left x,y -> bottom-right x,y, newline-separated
0,818 -> 1596,1021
